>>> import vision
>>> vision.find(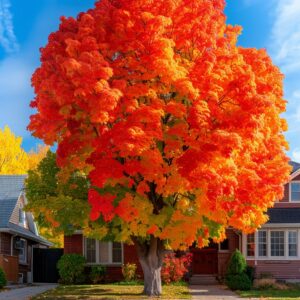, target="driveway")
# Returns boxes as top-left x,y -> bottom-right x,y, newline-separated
0,284 -> 57,300
189,285 -> 246,300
